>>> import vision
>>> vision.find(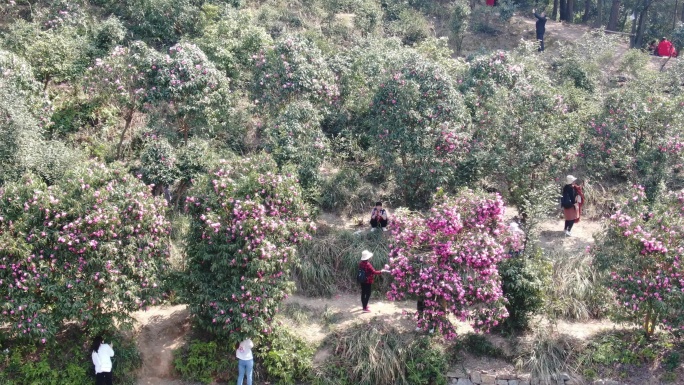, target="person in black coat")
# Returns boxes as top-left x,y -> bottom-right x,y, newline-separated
533,9 -> 547,52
